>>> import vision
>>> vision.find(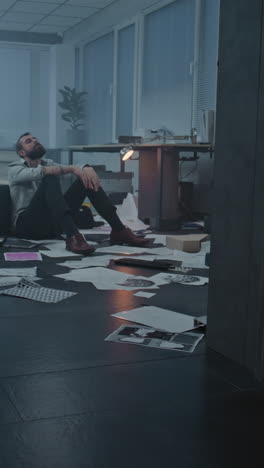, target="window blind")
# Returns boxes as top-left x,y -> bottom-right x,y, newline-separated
116,24 -> 135,139
84,32 -> 114,144
139,0 -> 195,135
194,0 -> 220,132
0,46 -> 50,146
